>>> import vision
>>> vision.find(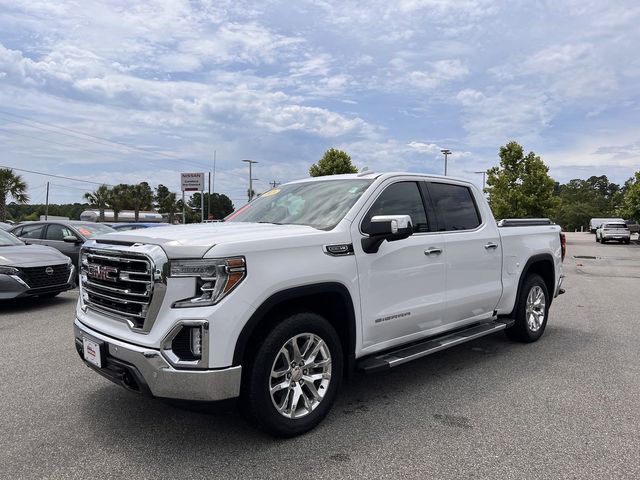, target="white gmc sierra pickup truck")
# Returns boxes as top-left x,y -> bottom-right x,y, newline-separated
74,172 -> 566,436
